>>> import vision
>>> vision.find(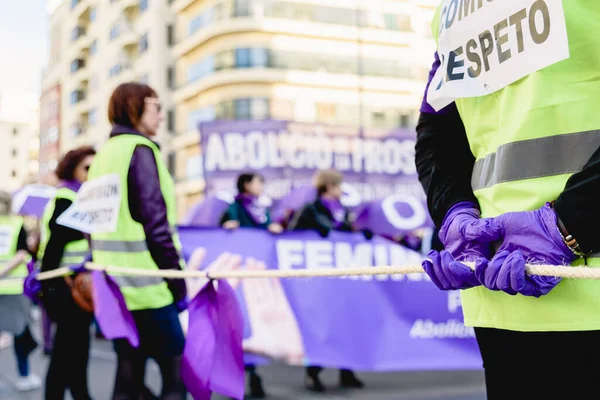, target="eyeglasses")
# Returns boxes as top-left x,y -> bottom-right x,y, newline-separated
144,97 -> 162,112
